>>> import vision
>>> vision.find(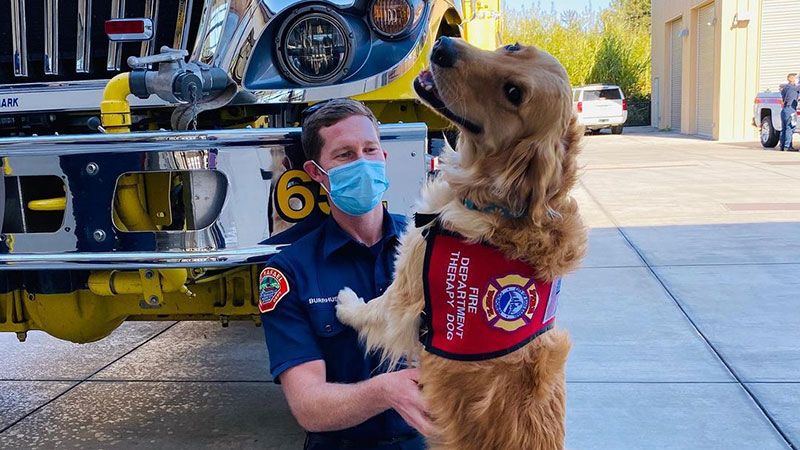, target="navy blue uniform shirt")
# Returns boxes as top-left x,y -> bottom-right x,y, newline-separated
781,82 -> 800,109
260,209 -> 414,443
